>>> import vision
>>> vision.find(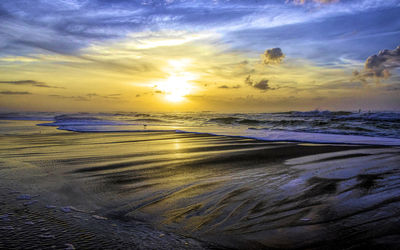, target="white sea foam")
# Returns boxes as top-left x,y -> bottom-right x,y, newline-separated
238,129 -> 400,146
